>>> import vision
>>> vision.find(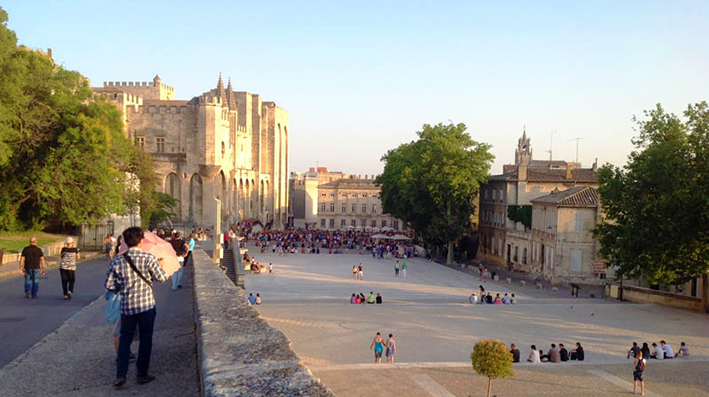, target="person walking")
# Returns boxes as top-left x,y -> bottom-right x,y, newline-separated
395,260 -> 400,276
105,227 -> 168,388
370,332 -> 384,364
358,263 -> 364,280
185,234 -> 196,266
59,237 -> 81,300
633,351 -> 646,395
352,264 -> 358,280
386,334 -> 397,363
105,234 -> 117,261
401,261 -> 407,277
170,232 -> 188,291
19,237 -> 46,299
